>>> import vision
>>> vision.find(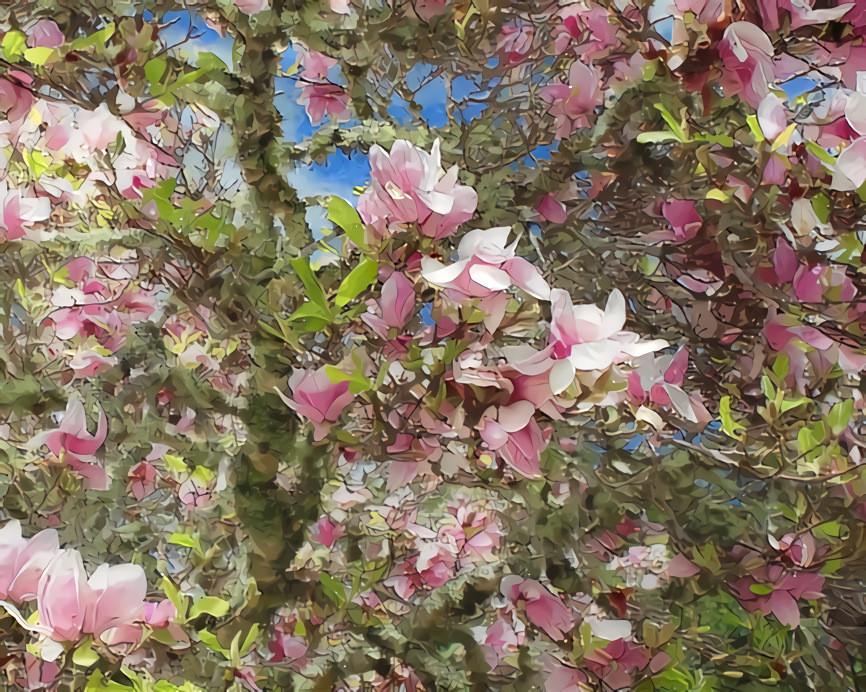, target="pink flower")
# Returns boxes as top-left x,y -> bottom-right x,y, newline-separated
660,198 -> 702,242
553,3 -> 619,58
128,461 -> 158,501
674,0 -> 725,24
269,631 -> 308,664
37,550 -> 93,642
501,576 -> 574,640
329,0 -> 351,14
421,226 -> 551,312
0,182 -> 51,241
832,135 -> 866,191
236,0 -> 269,14
479,404 -> 551,478
312,516 -> 345,548
296,83 -> 350,125
28,398 -> 109,489
297,49 -> 337,81
475,617 -> 524,669
496,20 -> 535,65
362,272 -> 415,337
143,599 -> 176,628
718,22 -> 775,108
85,563 -> 147,647
585,639 -> 652,690
534,194 -> 568,224
732,566 -> 824,627
0,520 -> 60,602
357,139 -> 478,239
279,368 -> 355,441
548,288 -> 667,393
539,60 -> 602,139
414,0 -> 449,21
26,20 -> 64,48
